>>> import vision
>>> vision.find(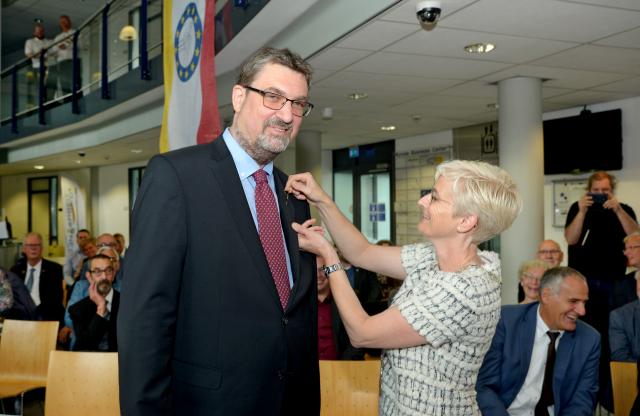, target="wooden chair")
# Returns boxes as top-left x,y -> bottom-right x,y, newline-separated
611,361 -> 638,416
0,319 -> 59,409
44,351 -> 119,416
319,360 -> 381,416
